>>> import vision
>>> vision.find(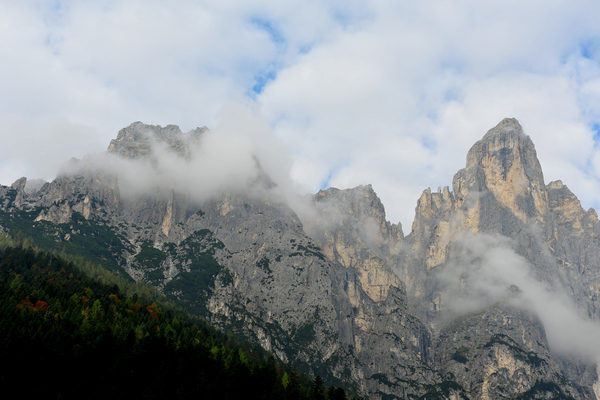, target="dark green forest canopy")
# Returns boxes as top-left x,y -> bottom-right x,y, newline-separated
0,244 -> 359,400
